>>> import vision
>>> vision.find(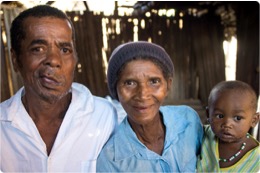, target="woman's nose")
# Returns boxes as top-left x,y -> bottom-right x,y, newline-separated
136,83 -> 150,99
